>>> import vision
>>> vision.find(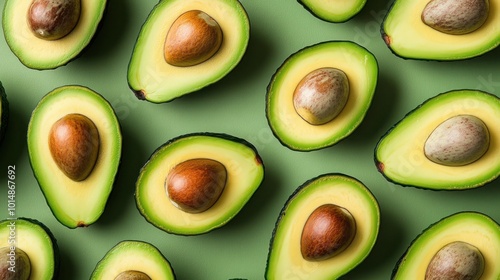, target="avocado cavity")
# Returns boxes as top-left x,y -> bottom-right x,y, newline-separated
48,113 -> 100,181
425,241 -> 484,280
0,247 -> 31,280
164,10 -> 223,67
293,67 -> 349,125
27,0 -> 81,40
166,158 -> 227,213
421,0 -> 489,35
114,270 -> 152,280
